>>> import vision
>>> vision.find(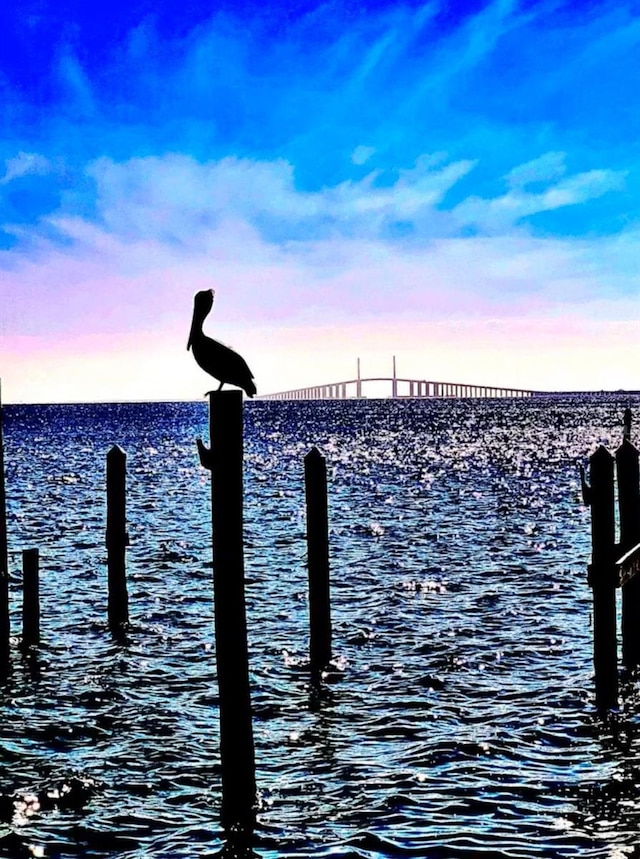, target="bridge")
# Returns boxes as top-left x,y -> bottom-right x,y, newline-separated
260,358 -> 542,401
